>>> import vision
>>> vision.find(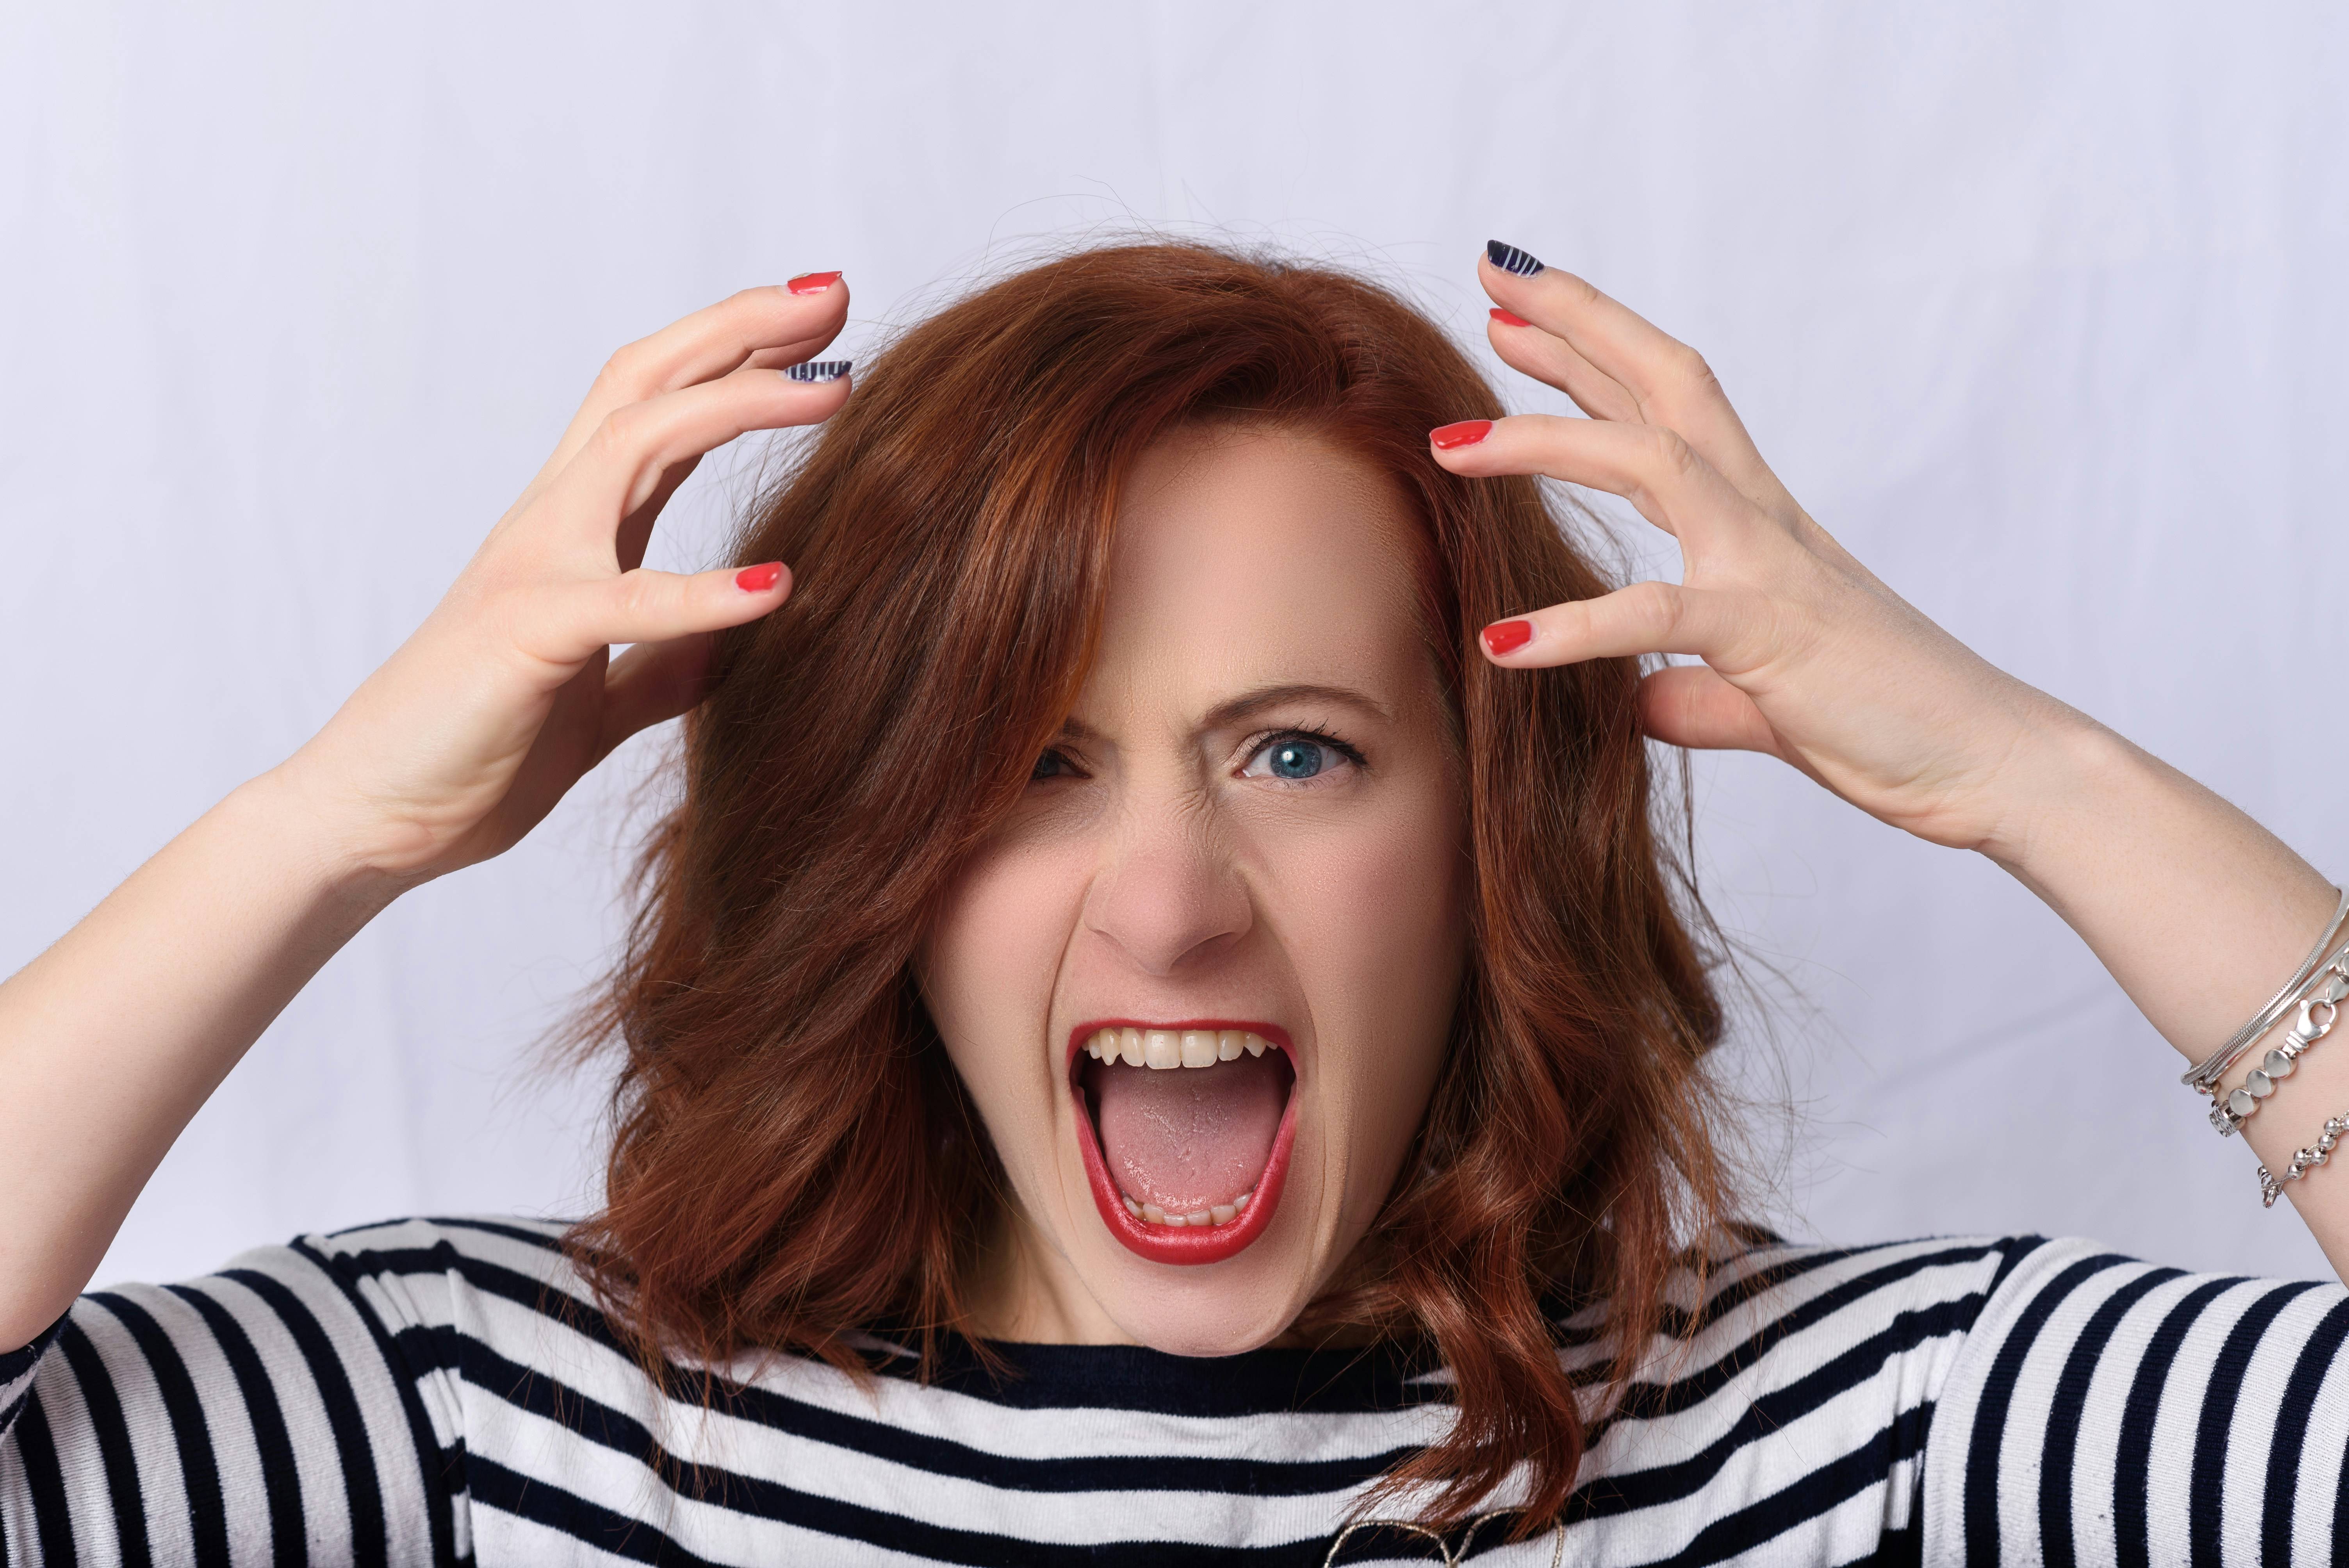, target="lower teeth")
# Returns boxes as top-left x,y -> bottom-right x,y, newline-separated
1122,1190 -> 1253,1227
